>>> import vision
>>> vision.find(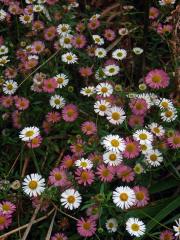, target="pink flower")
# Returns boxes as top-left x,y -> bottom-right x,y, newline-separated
44,26 -> 56,41
86,205 -> 99,220
145,69 -> 169,89
32,41 -> 45,54
0,201 -> 16,215
103,29 -> 116,41
128,114 -> 144,128
32,197 -> 49,212
24,59 -> 38,70
129,98 -> 148,116
42,120 -> 52,134
51,233 -> 68,240
60,155 -> 75,169
46,0 -> 58,5
49,168 -> 67,187
12,110 -> 22,129
133,186 -> 149,207
81,121 -> 97,135
123,138 -> 140,159
160,230 -> 174,240
76,22 -> 86,32
88,153 -> 103,165
116,165 -> 135,182
4,67 -> 17,79
71,34 -> 86,48
46,111 -> 61,123
62,104 -> 78,122
96,164 -> 114,182
157,24 -> 173,35
167,132 -> 180,149
70,138 -> 84,157
15,97 -> 30,110
27,135 -> 42,148
43,78 -> 58,93
0,212 -> 12,230
88,19 -> 100,30
0,96 -> 14,108
75,169 -> 94,186
79,67 -> 93,77
149,7 -> 159,20
32,20 -> 45,31
77,217 -> 96,237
